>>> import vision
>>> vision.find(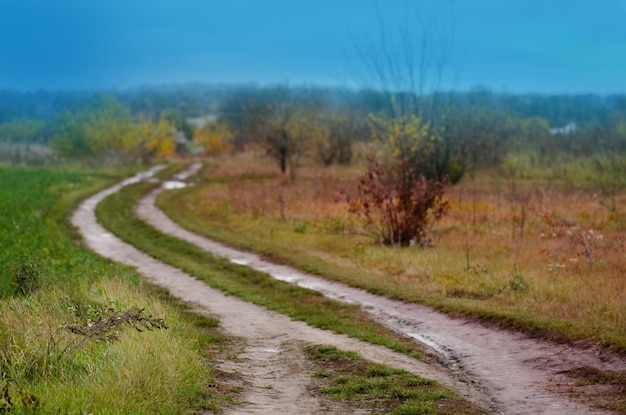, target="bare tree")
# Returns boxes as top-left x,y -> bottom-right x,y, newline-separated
241,86 -> 316,181
346,3 -> 464,183
346,3 -> 456,117
316,105 -> 368,166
